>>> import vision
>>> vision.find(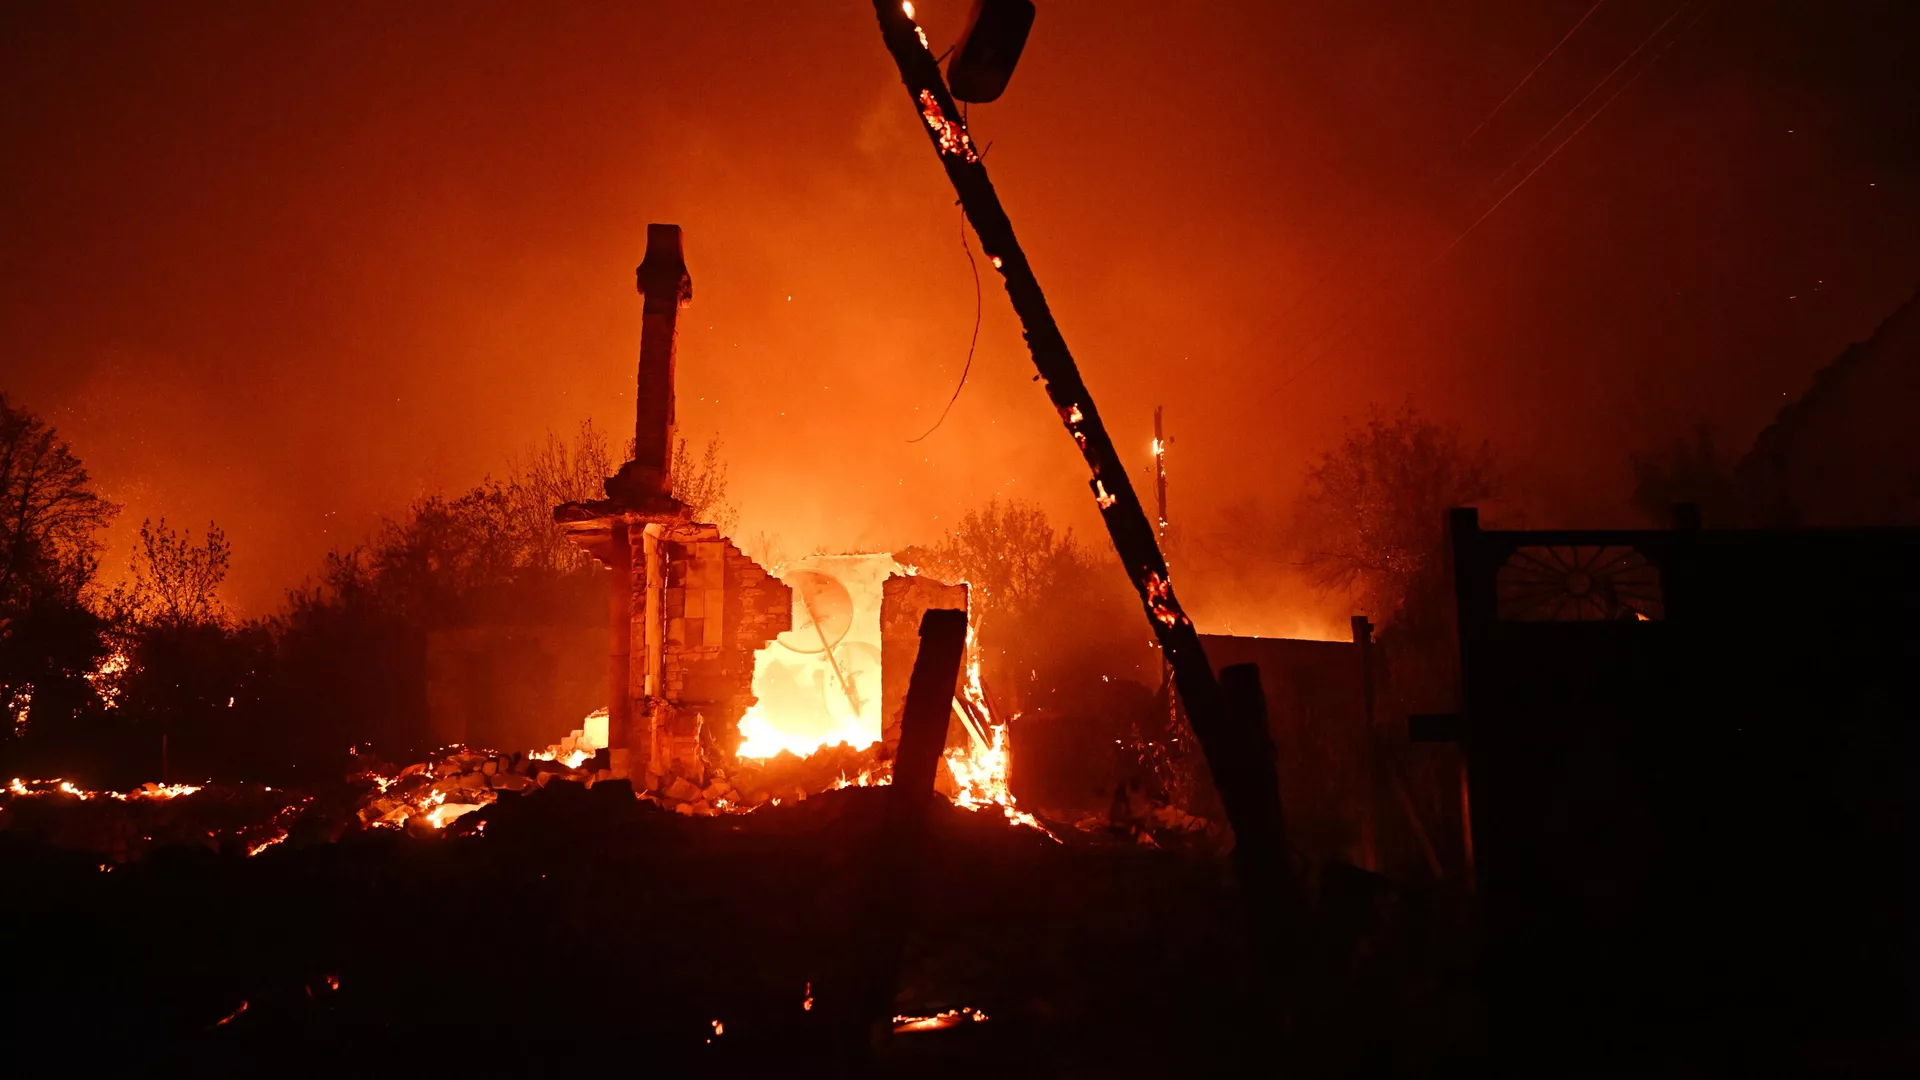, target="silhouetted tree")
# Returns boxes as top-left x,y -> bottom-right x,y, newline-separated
107,518 -> 231,628
0,394 -> 116,745
93,518 -> 269,782
507,420 -> 616,572
670,435 -> 738,534
899,498 -> 1069,620
899,498 -> 1154,713
1296,402 -> 1501,632
0,393 -> 118,609
1628,423 -> 1745,525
